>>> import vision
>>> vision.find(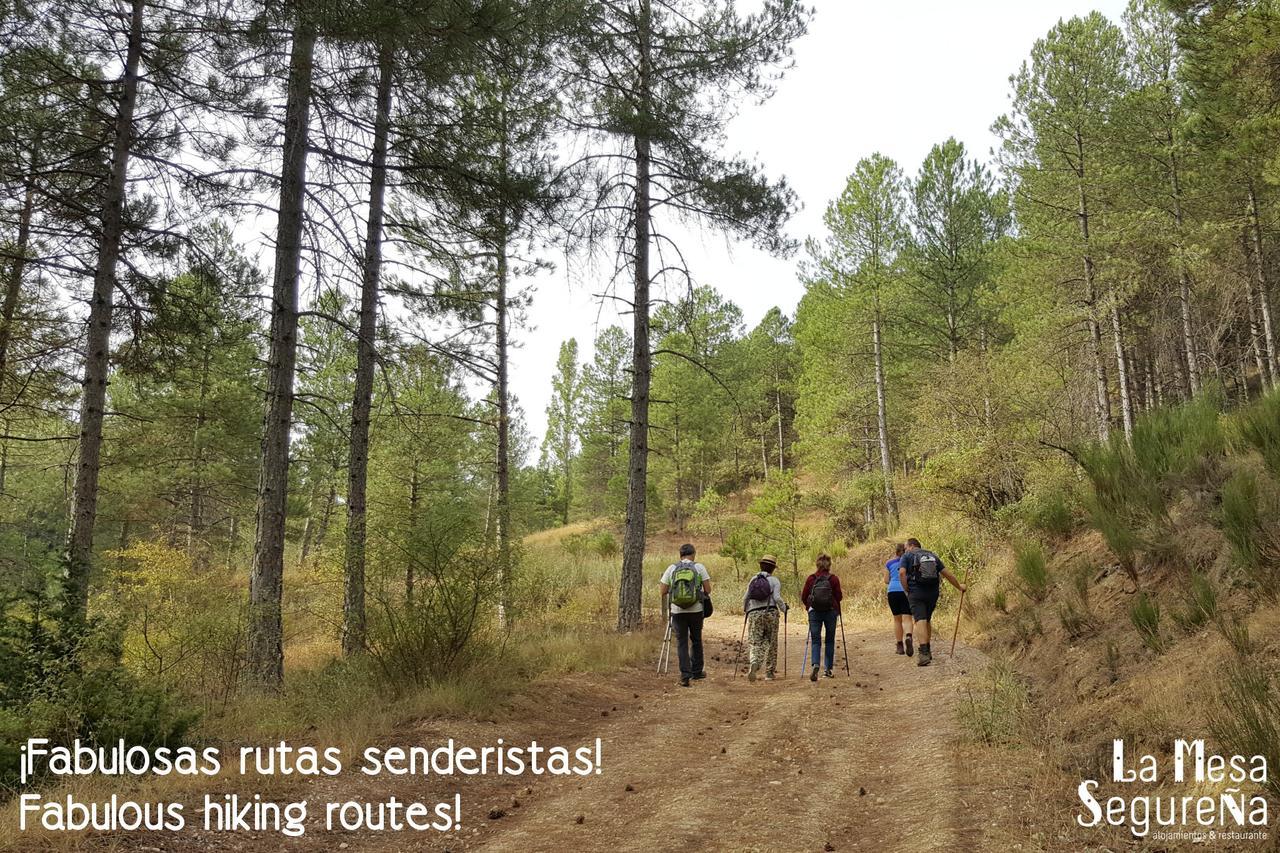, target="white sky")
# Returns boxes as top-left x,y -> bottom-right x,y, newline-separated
515,0 -> 1129,451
